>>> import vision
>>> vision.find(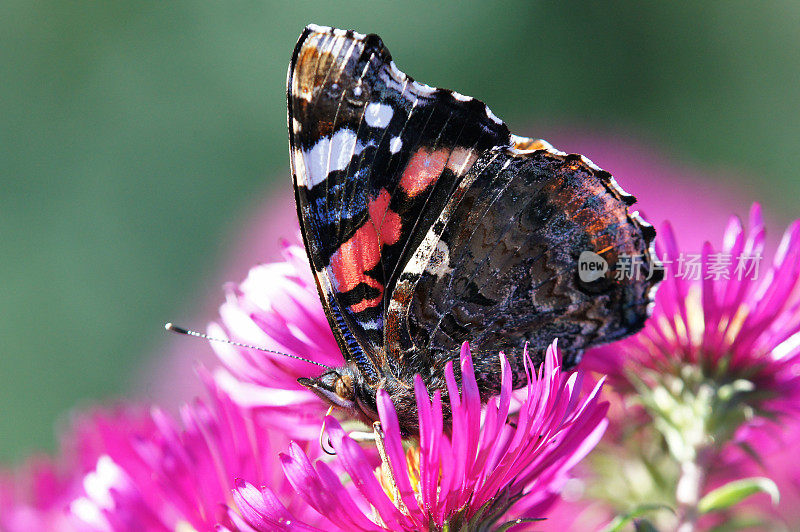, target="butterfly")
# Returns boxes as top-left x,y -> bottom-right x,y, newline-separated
289,24 -> 661,434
